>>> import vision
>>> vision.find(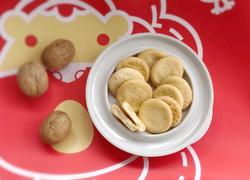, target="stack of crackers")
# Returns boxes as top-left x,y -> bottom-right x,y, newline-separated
108,49 -> 192,134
